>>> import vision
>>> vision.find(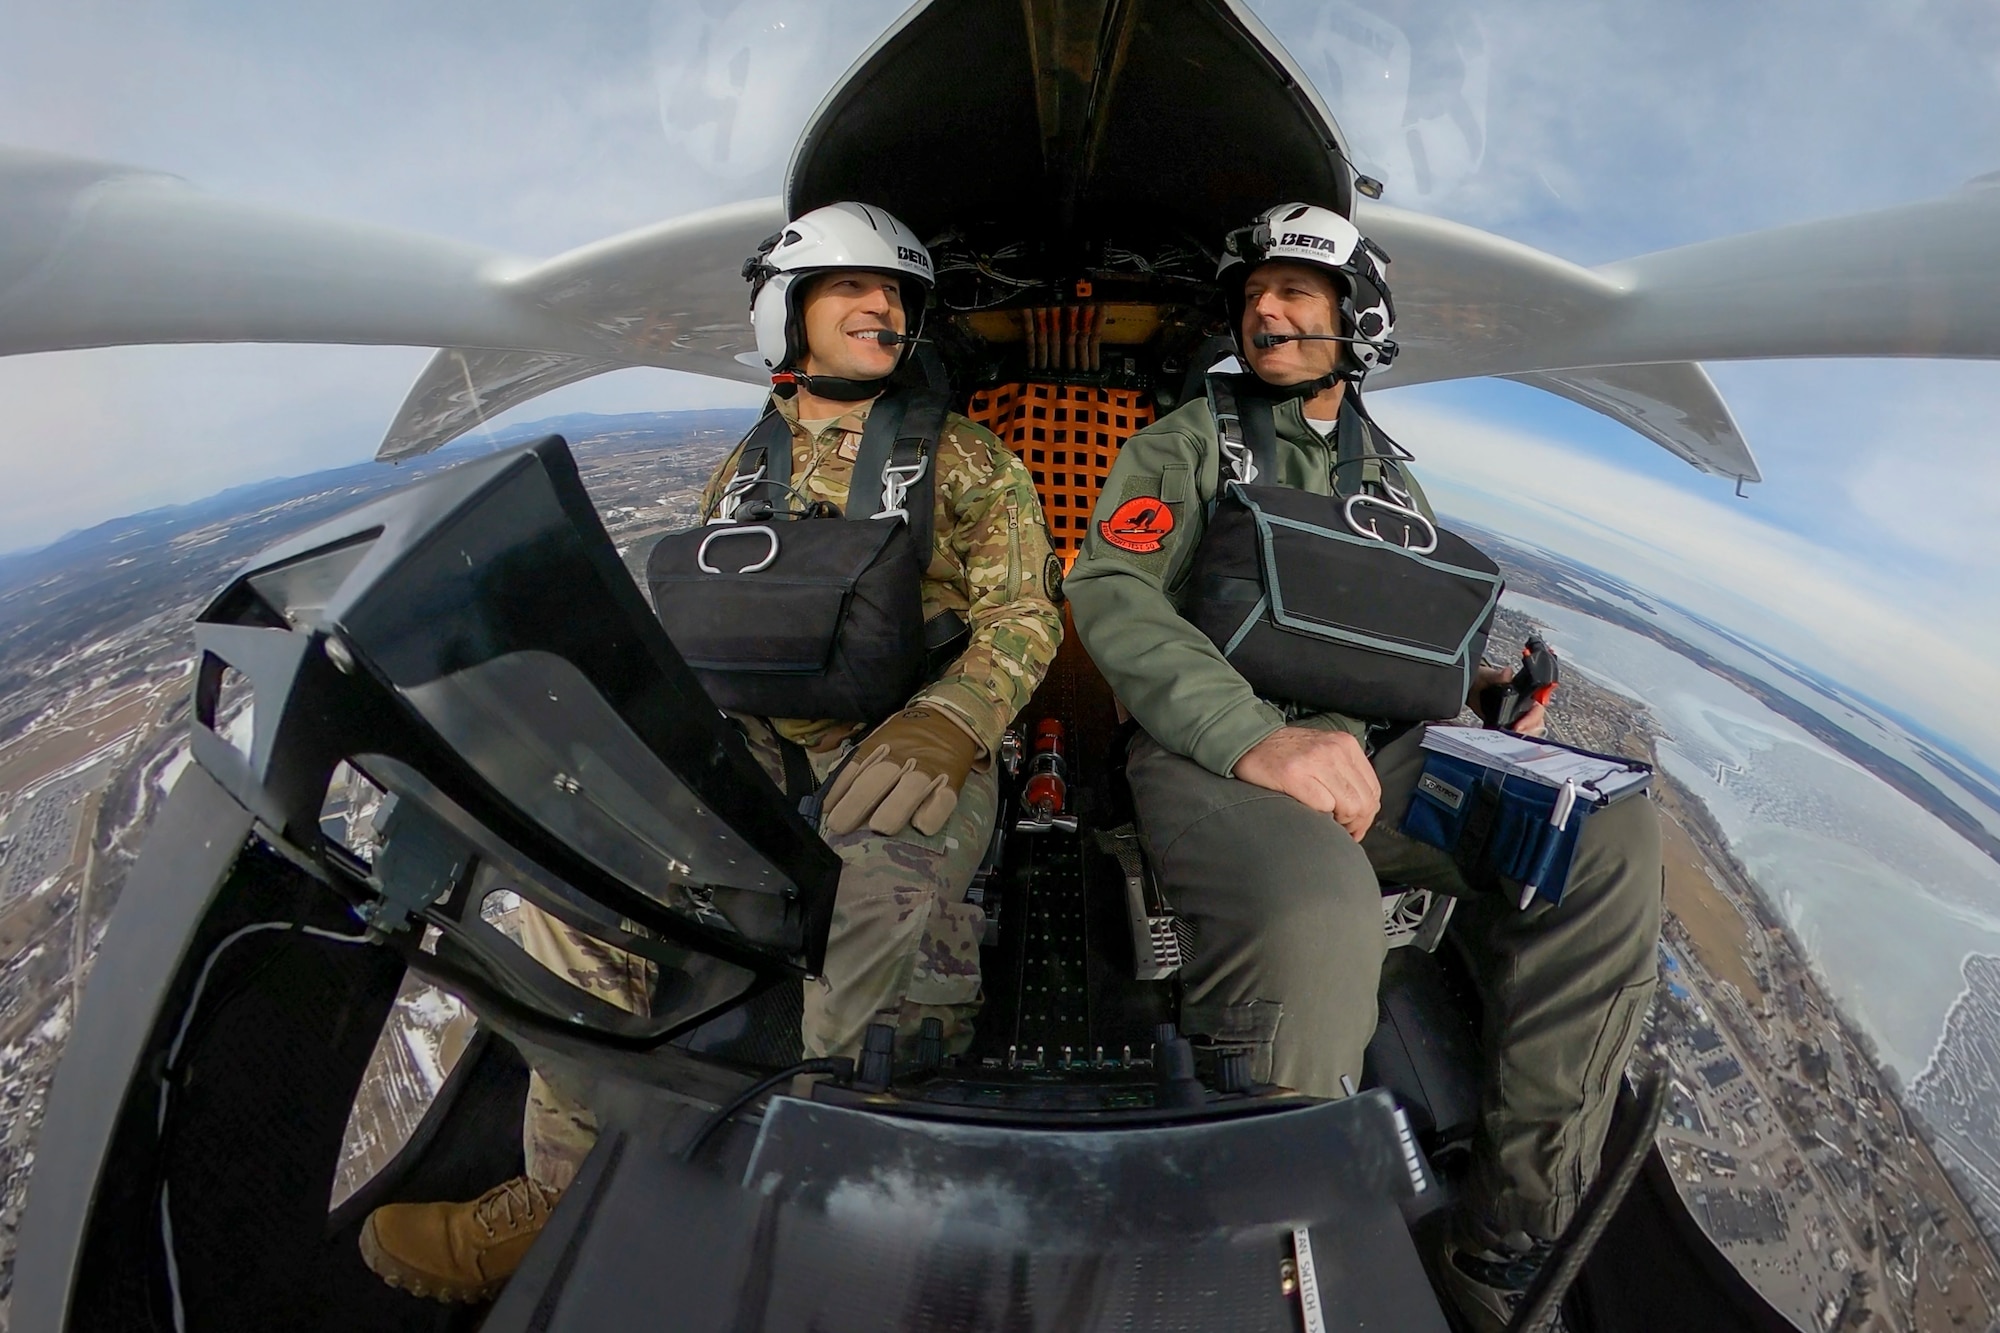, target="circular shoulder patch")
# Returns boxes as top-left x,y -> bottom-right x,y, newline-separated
1043,551 -> 1066,603
1099,496 -> 1175,553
